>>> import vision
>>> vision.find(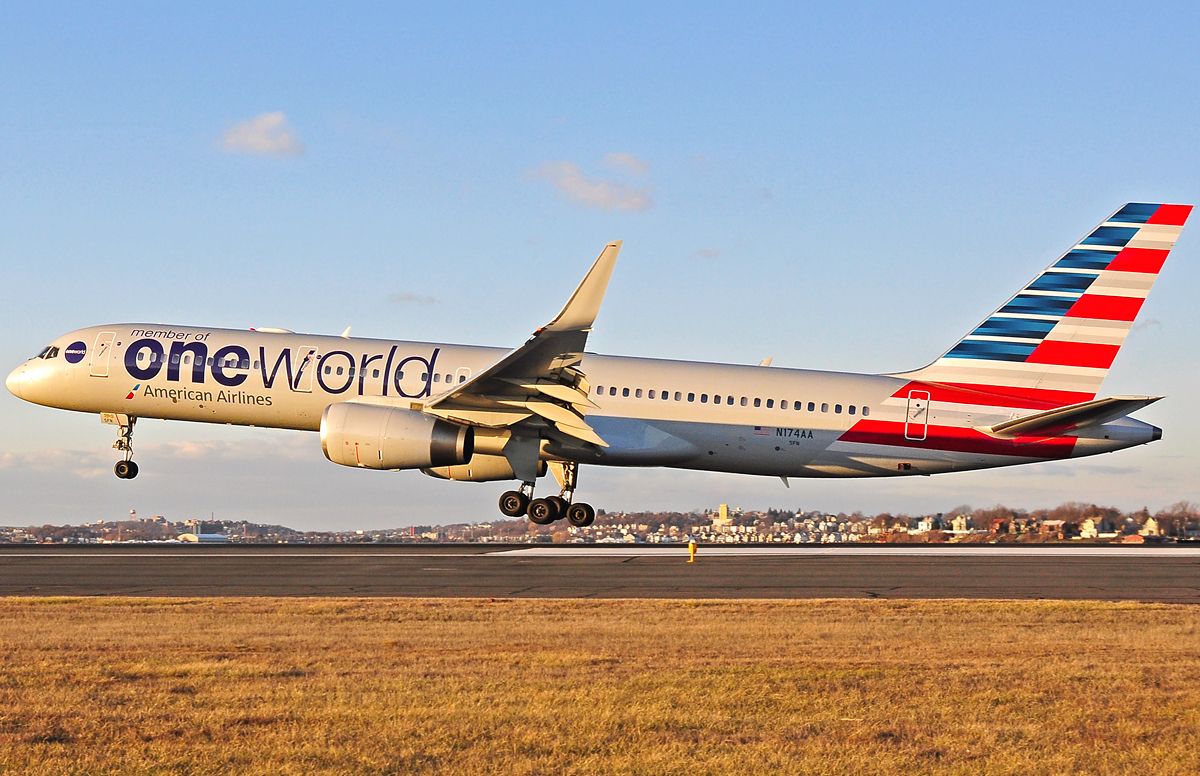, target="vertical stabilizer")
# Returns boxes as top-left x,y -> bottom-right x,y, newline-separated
896,203 -> 1192,405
